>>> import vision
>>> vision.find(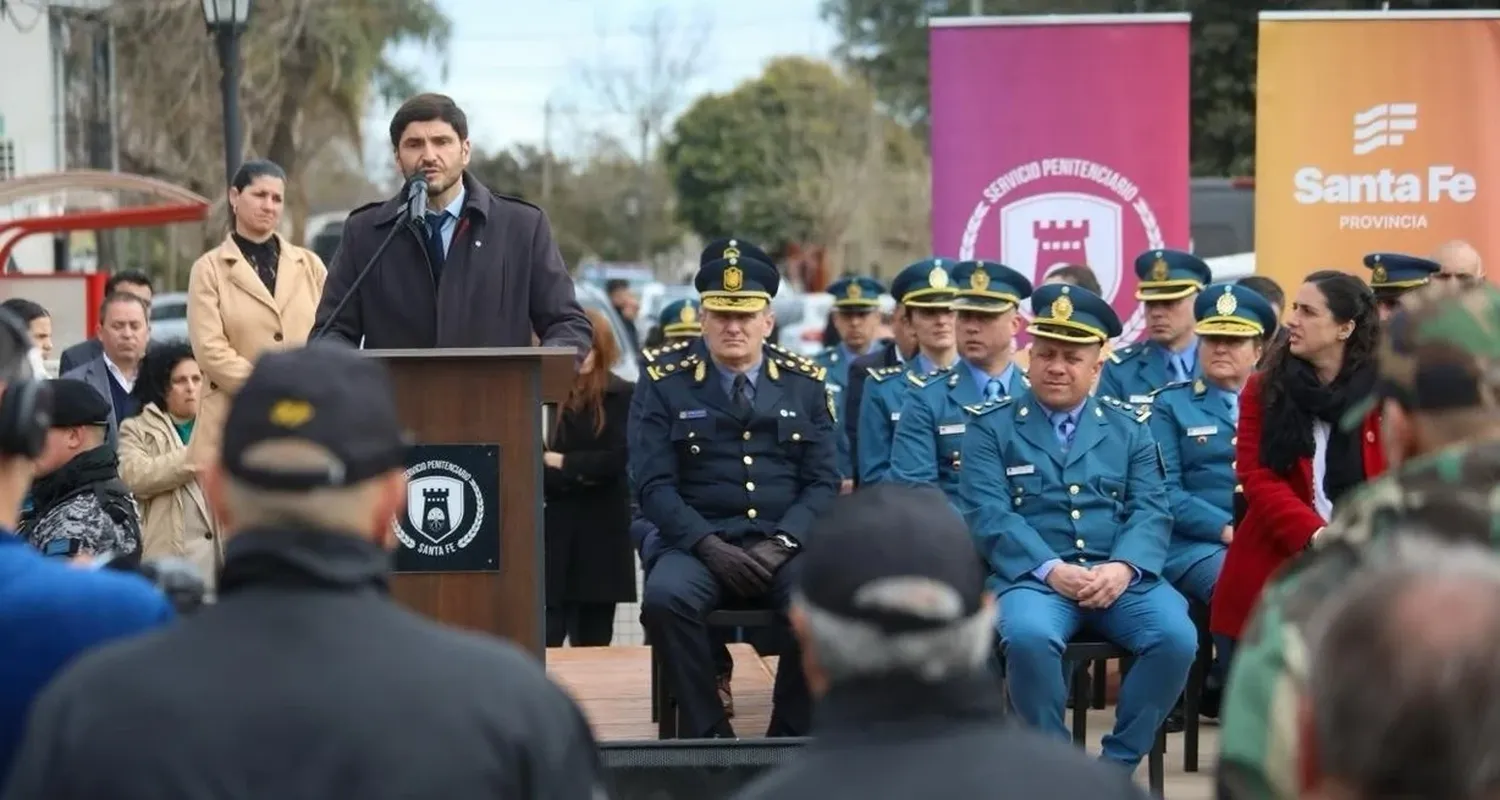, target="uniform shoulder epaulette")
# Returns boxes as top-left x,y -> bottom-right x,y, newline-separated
642,339 -> 692,363
1099,394 -> 1151,423
1108,343 -> 1142,365
963,396 -> 1015,416
772,355 -> 827,382
646,353 -> 700,382
906,366 -> 950,388
868,364 -> 904,382
1149,380 -> 1193,402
